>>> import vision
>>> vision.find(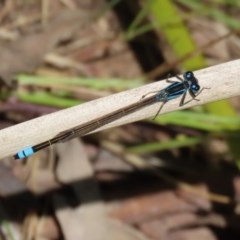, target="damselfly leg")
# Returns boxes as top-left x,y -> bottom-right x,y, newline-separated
152,101 -> 167,120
